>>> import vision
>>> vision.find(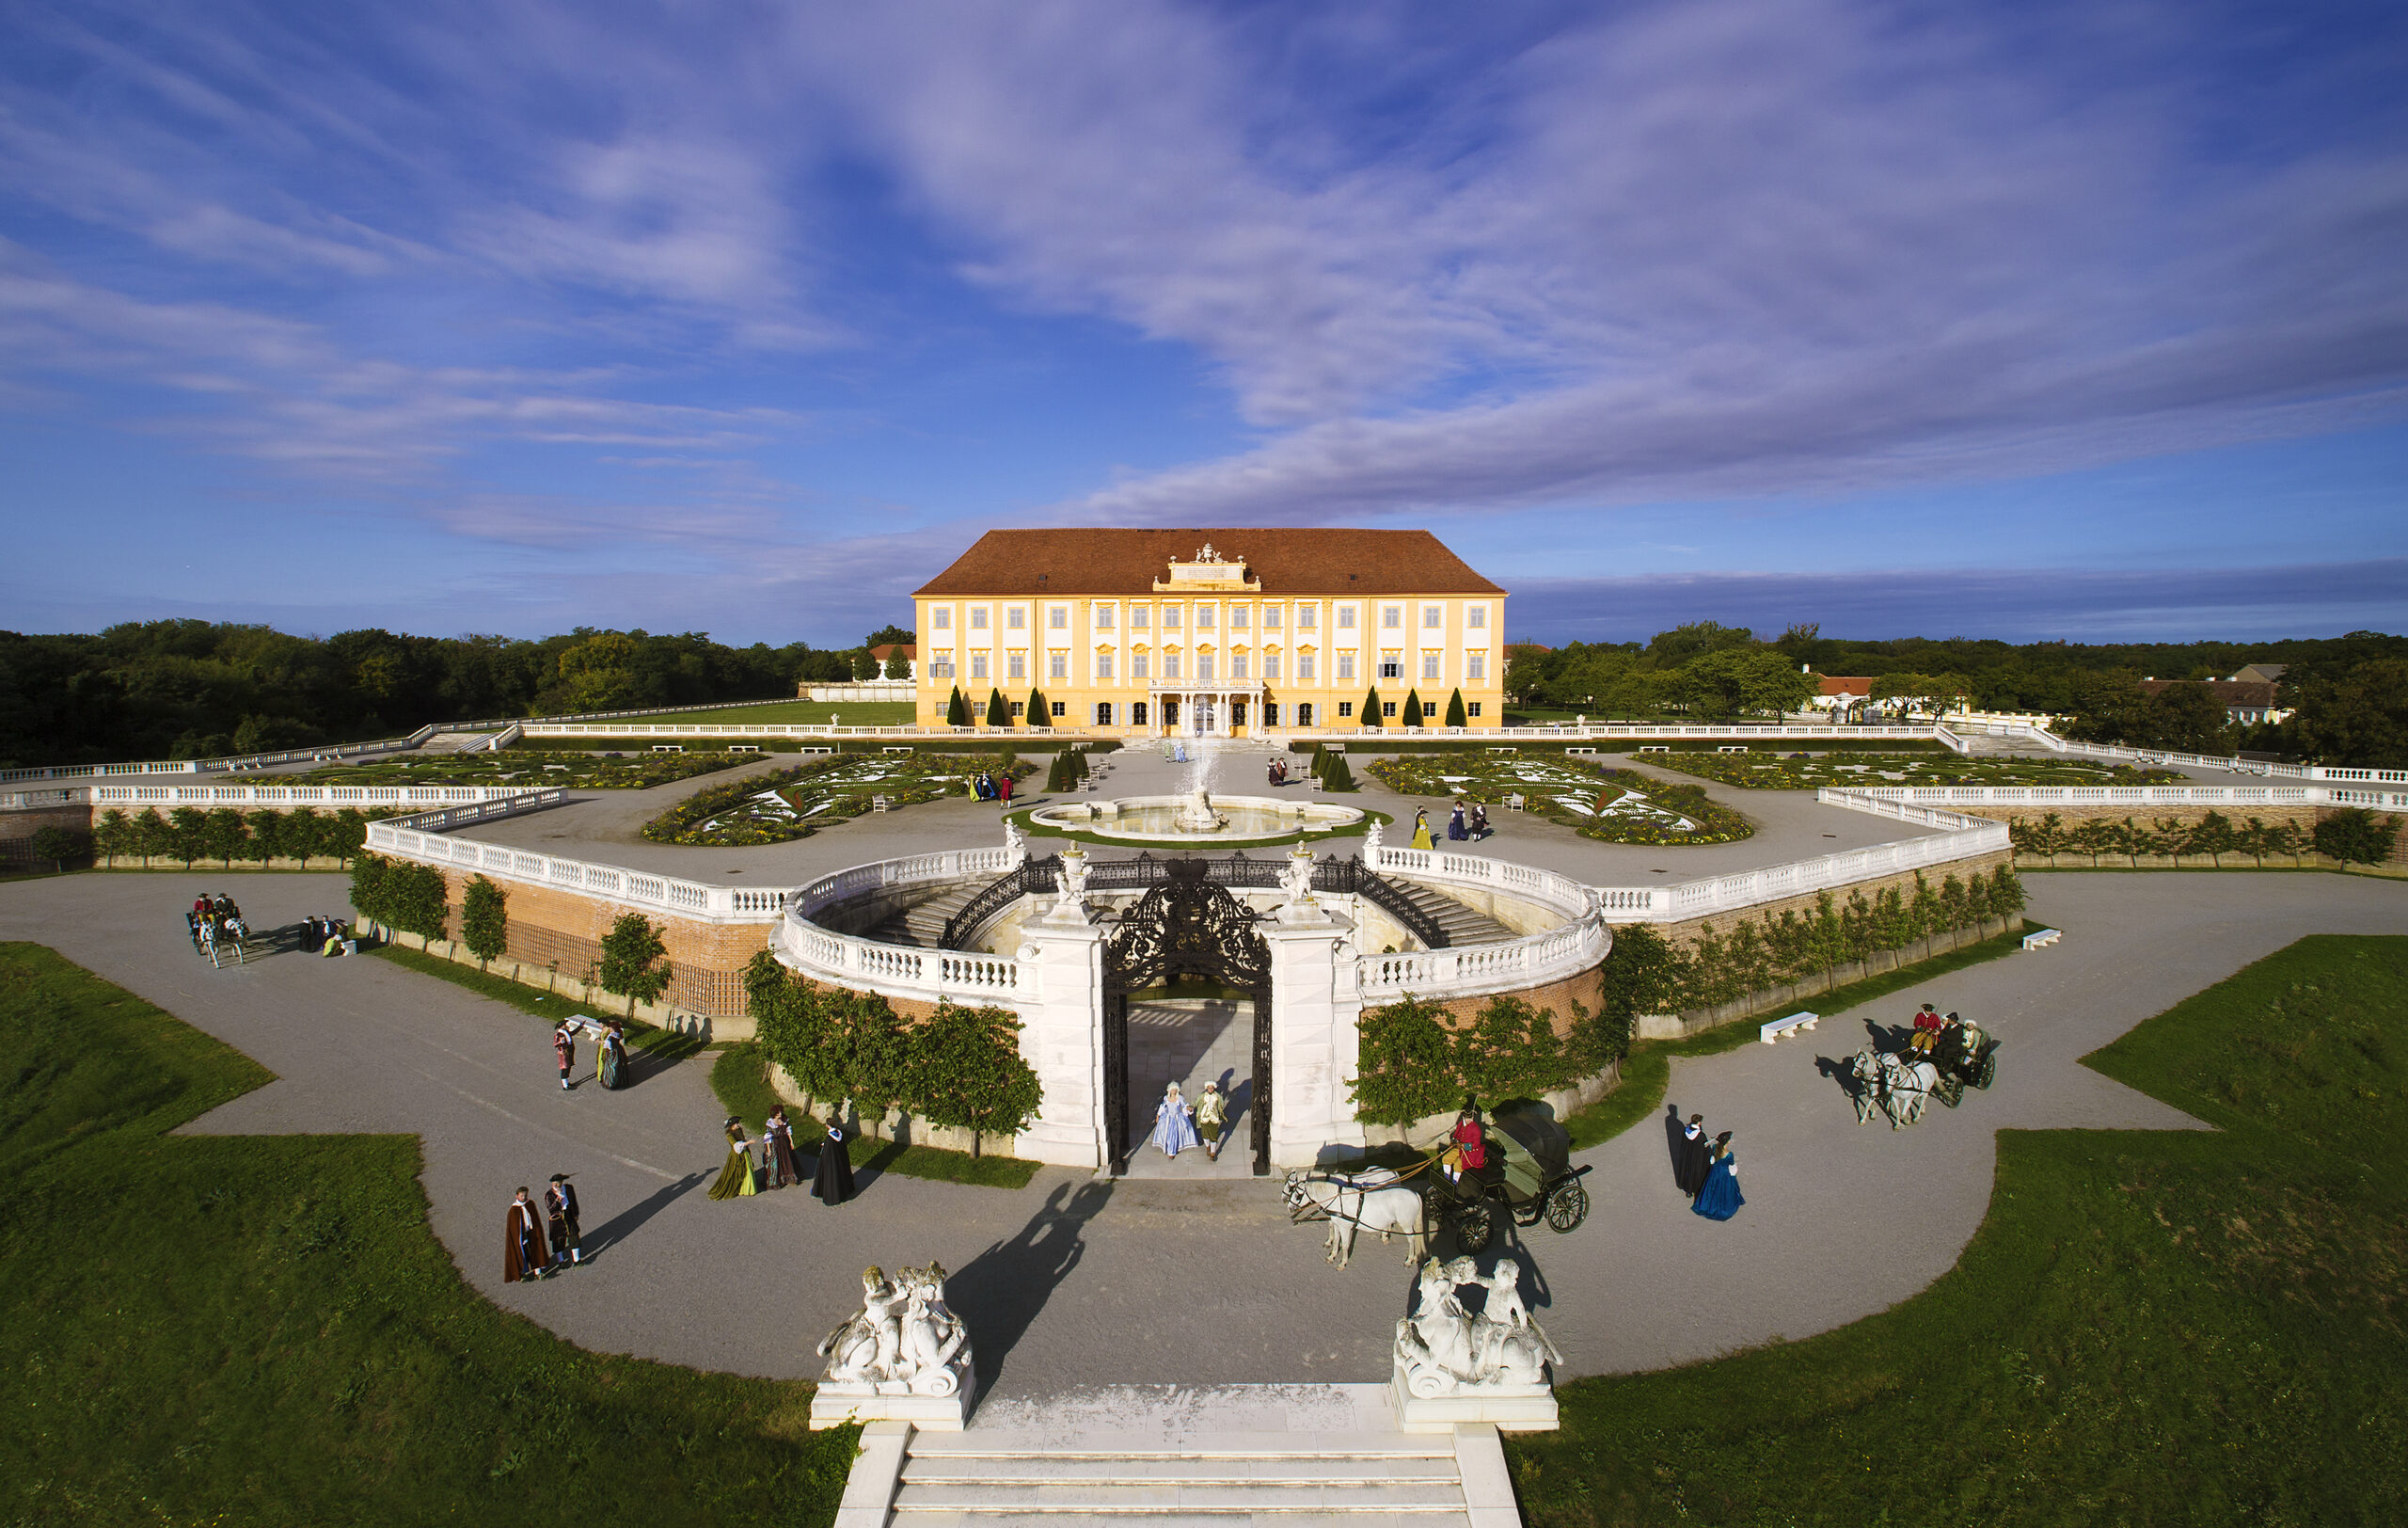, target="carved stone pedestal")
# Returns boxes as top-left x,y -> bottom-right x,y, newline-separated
808,1381 -> 972,1432
1388,1370 -> 1559,1434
